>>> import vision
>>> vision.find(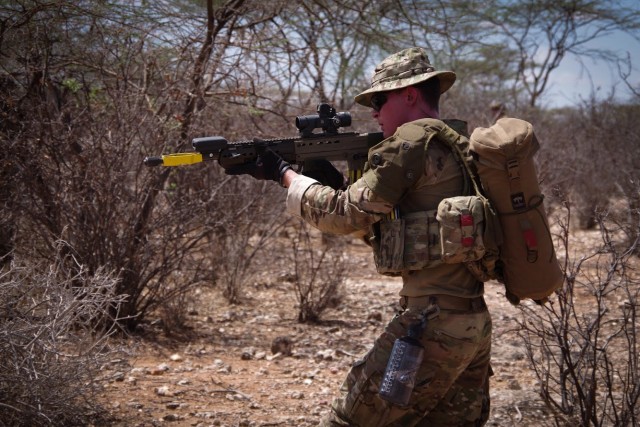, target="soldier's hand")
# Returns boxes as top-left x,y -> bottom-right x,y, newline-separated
302,159 -> 346,191
225,144 -> 291,184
